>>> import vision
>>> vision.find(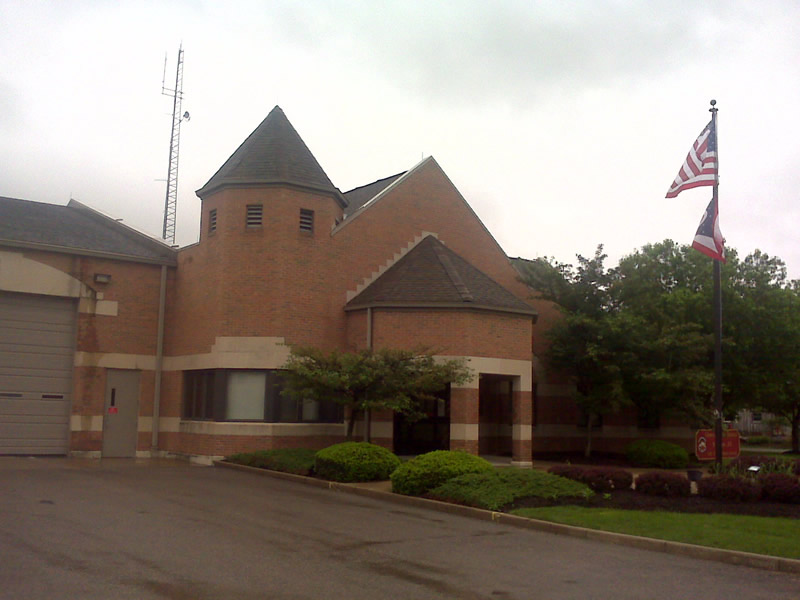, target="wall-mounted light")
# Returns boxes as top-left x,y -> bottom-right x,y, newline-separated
94,273 -> 112,284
